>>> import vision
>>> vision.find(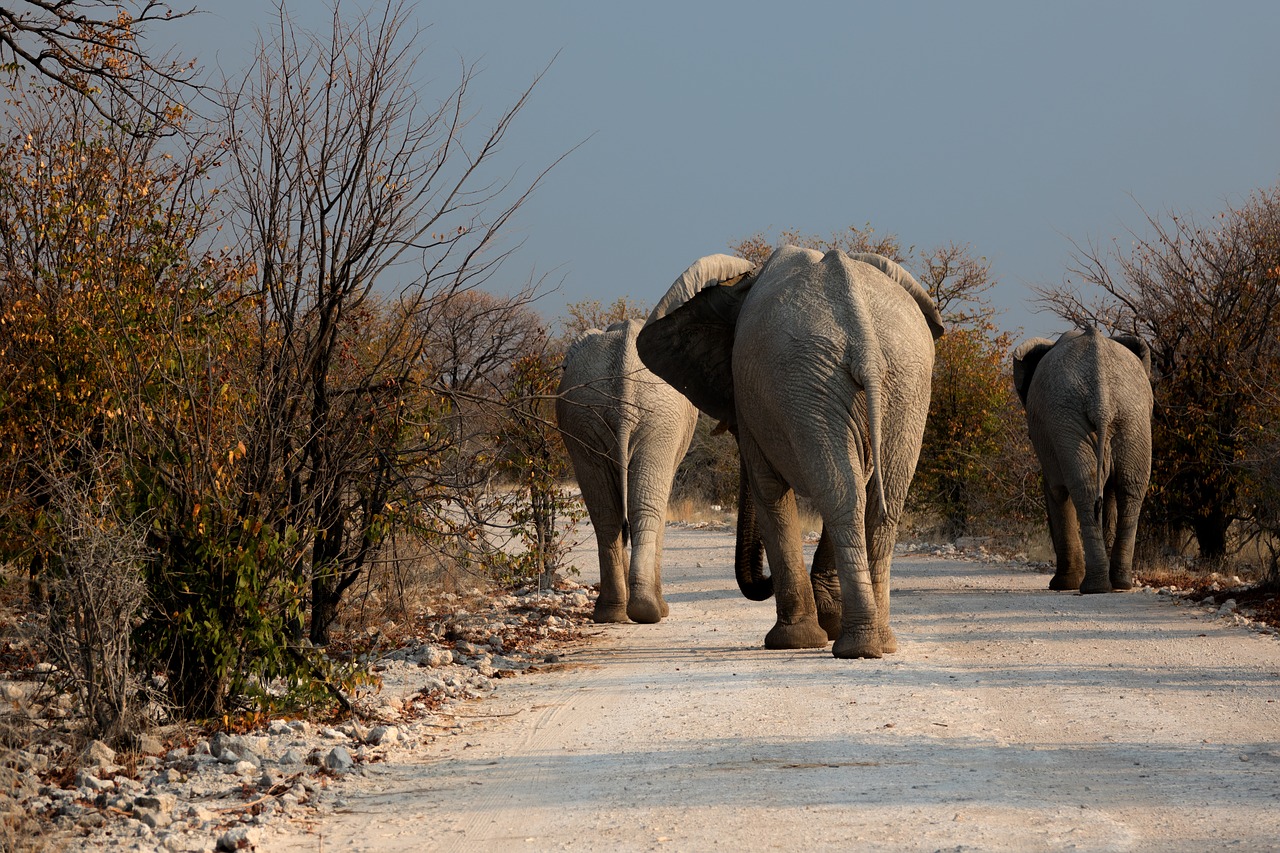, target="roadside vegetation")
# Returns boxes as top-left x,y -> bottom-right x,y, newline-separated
0,0 -> 579,764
